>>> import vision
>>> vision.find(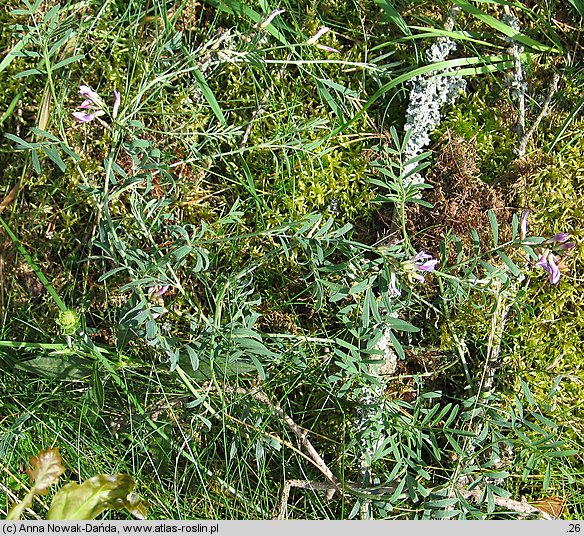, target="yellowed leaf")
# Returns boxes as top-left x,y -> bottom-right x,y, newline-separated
531,496 -> 565,518
26,447 -> 65,495
47,474 -> 147,520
